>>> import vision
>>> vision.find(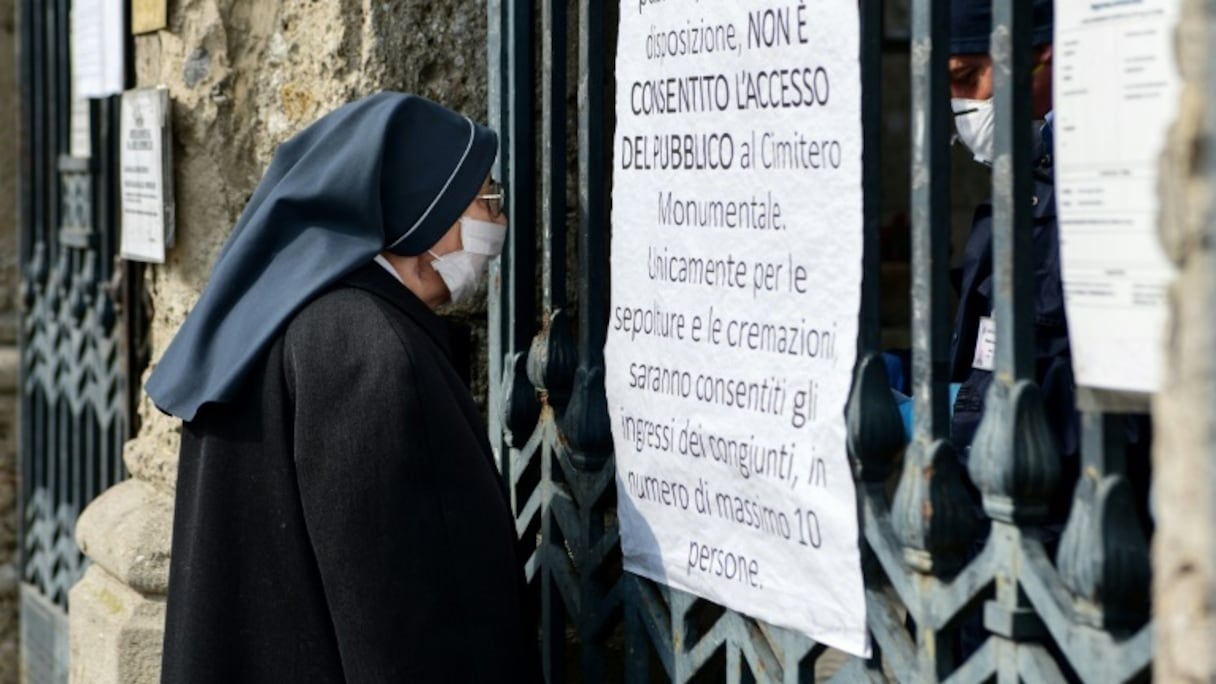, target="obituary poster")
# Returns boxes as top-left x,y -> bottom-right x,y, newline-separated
1054,0 -> 1180,393
120,88 -> 175,263
605,0 -> 868,656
